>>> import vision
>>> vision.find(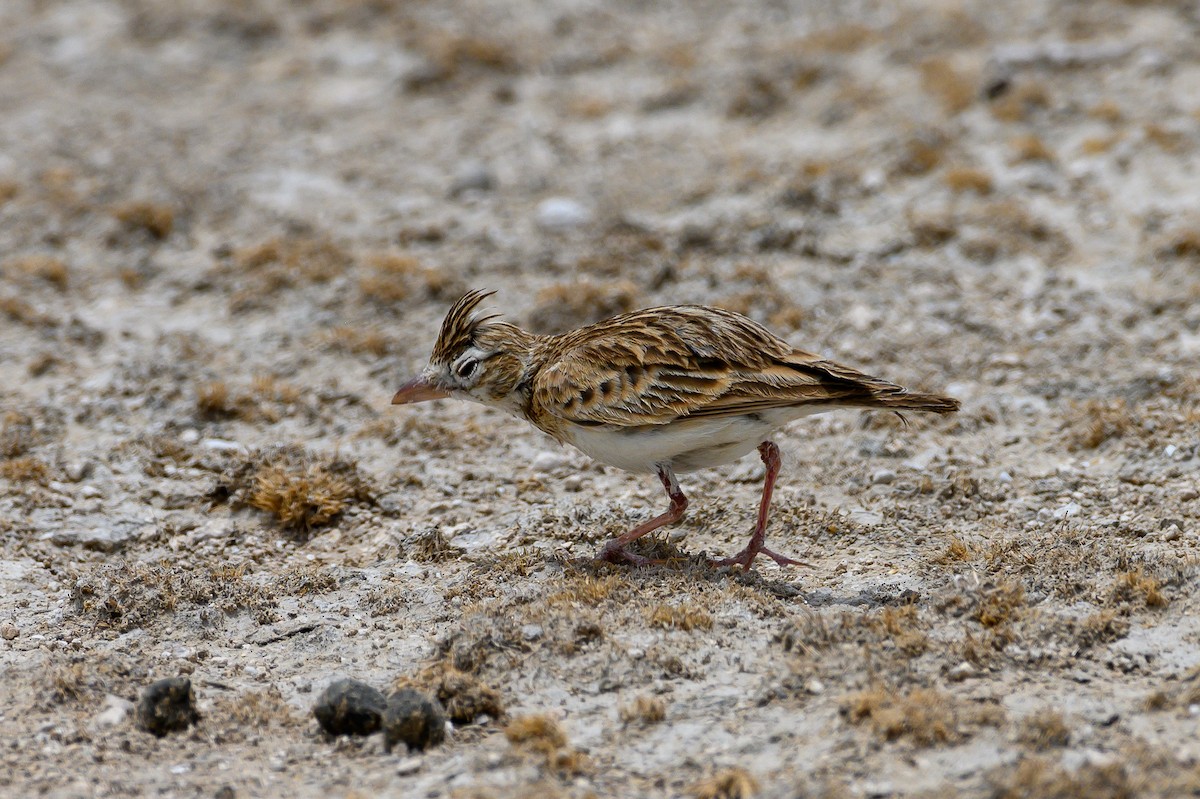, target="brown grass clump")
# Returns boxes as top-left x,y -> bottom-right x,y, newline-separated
1089,99 -> 1124,123
0,295 -> 56,327
226,236 -> 353,311
505,713 -> 567,751
323,327 -> 390,357
990,82 -> 1050,122
0,411 -> 36,458
8,255 -> 69,291
72,561 -> 277,631
649,604 -> 714,632
418,666 -> 504,724
194,377 -> 300,422
427,33 -> 519,77
1156,226 -> 1200,260
196,380 -> 239,418
505,713 -> 589,776
46,662 -> 90,704
359,251 -> 456,305
409,527 -> 465,563
249,462 -> 354,535
689,767 -> 760,799
619,695 -> 666,726
1066,398 -> 1135,450
1076,609 -> 1130,648
937,538 -> 973,563
1080,135 -> 1123,156
1010,134 -> 1054,163
1018,709 -> 1072,750
988,756 -> 1133,799
943,167 -> 993,195
920,57 -> 976,115
526,279 -> 640,334
894,133 -> 946,176
976,581 -> 1026,628
909,211 -> 957,248
799,24 -> 877,54
546,573 -> 628,607
1144,123 -> 1189,154
0,456 -> 50,484
112,201 -> 175,239
878,605 -> 929,656
842,685 -> 967,746
236,236 -> 351,282
1112,568 -> 1168,608
219,687 -> 299,728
